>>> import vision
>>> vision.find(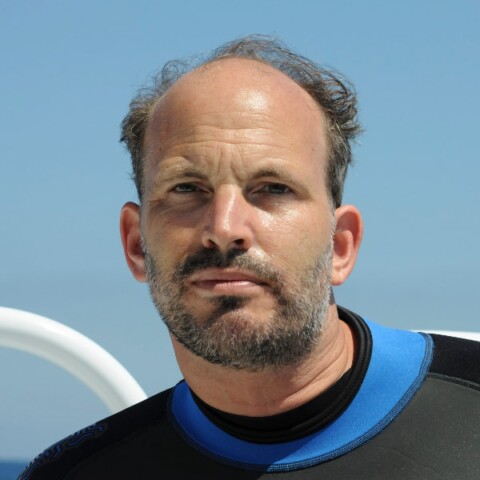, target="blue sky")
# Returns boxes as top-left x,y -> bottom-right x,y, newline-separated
1,0 -> 479,460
